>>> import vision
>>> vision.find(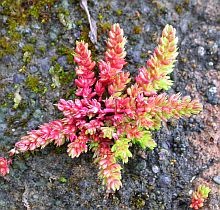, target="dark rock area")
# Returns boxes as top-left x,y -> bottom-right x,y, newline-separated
0,0 -> 219,209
